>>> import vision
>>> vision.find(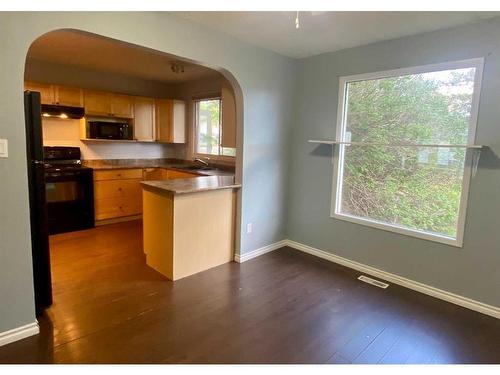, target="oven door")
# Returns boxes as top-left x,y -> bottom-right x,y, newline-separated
45,170 -> 95,234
